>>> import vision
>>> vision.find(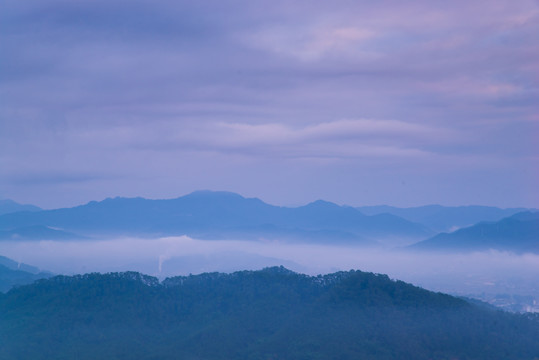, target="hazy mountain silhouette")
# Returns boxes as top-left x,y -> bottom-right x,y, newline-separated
357,204 -> 530,232
0,190 -> 432,244
0,199 -> 41,216
0,225 -> 85,241
0,255 -> 52,292
409,211 -> 539,253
